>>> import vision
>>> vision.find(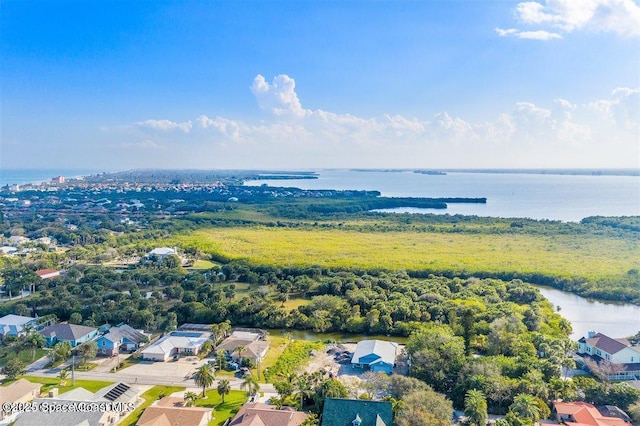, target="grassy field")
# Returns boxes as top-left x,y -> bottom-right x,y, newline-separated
254,336 -> 289,383
174,227 -> 639,282
190,260 -> 217,269
280,298 -> 310,311
17,375 -> 114,394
